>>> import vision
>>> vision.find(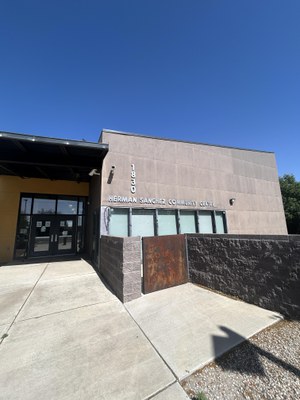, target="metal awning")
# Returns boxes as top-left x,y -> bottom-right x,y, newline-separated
0,131 -> 108,182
